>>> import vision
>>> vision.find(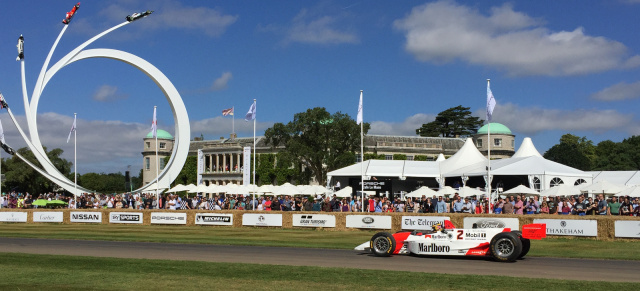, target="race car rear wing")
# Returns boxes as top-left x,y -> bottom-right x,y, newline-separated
522,223 -> 546,240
